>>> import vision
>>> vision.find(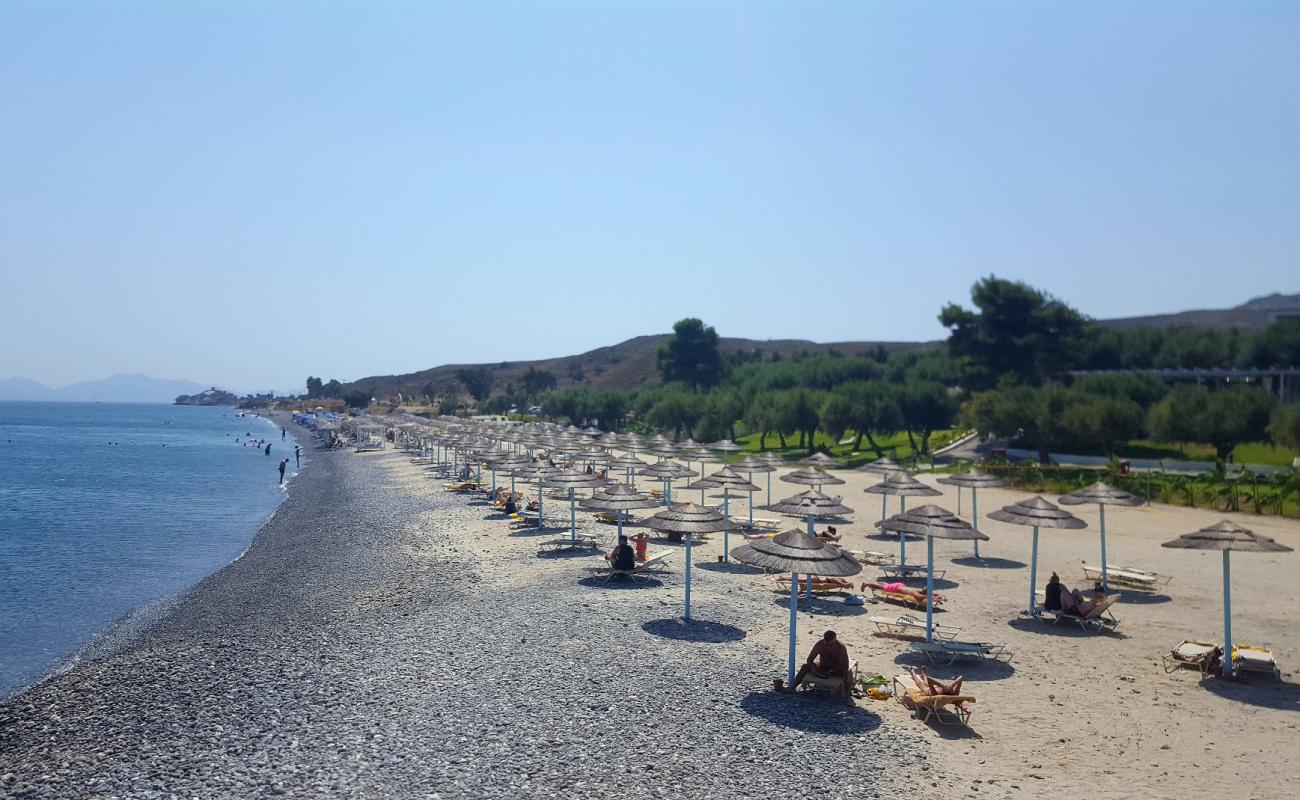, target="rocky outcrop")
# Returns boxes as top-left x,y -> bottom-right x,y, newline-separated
174,388 -> 239,406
